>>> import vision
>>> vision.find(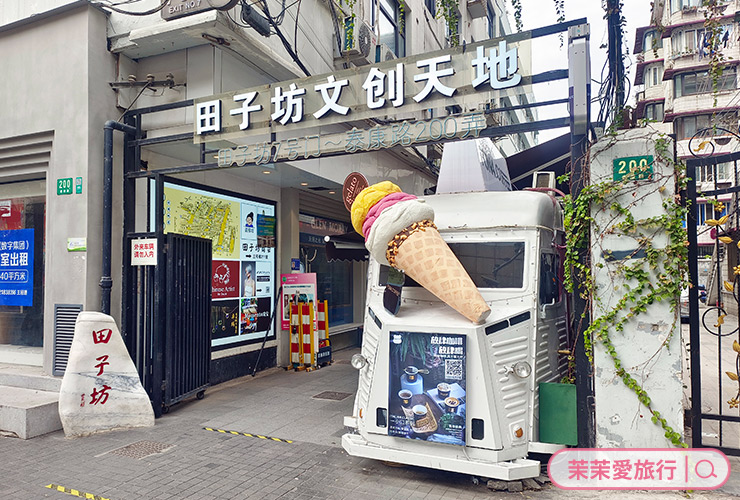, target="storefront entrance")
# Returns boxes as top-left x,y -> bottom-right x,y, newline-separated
0,179 -> 45,364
